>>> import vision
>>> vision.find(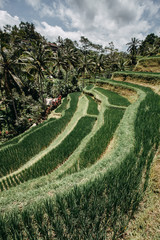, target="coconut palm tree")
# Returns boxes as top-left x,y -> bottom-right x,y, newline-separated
54,39 -> 76,74
21,40 -> 53,103
62,39 -> 78,87
78,52 -> 95,87
94,53 -> 106,76
52,49 -> 66,79
0,43 -> 23,121
126,38 -> 141,65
